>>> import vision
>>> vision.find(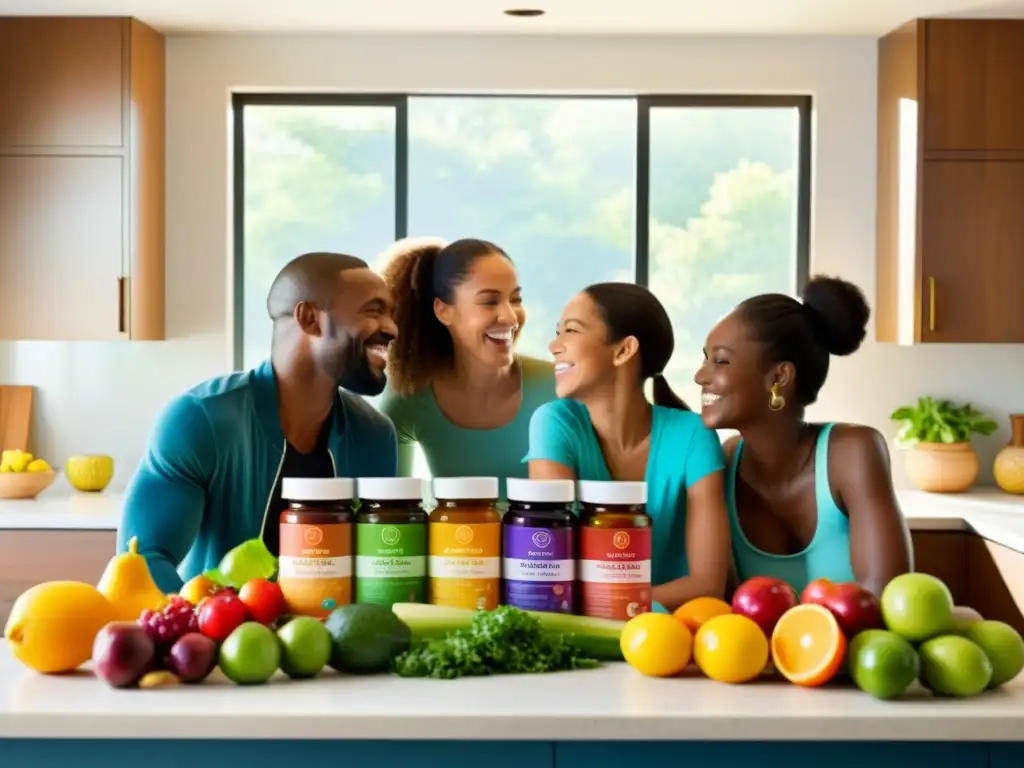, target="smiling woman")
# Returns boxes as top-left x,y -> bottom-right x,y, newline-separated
377,237 -> 557,493
694,275 -> 913,598
524,283 -> 732,612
